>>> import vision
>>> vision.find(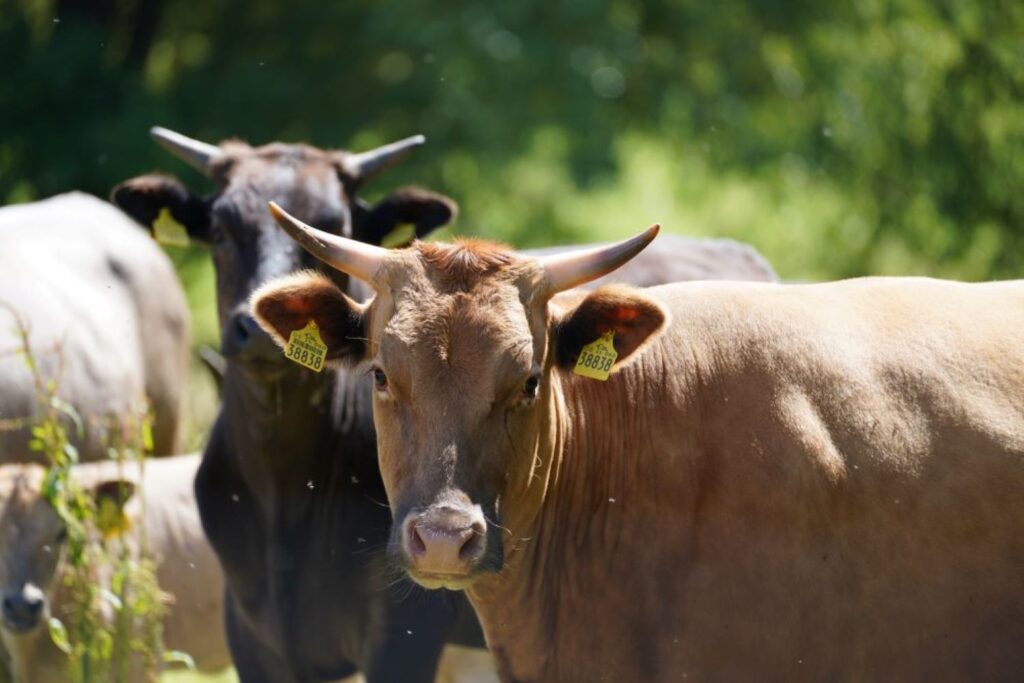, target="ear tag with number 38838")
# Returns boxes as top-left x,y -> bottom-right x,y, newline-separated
573,331 -> 618,381
285,321 -> 328,373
